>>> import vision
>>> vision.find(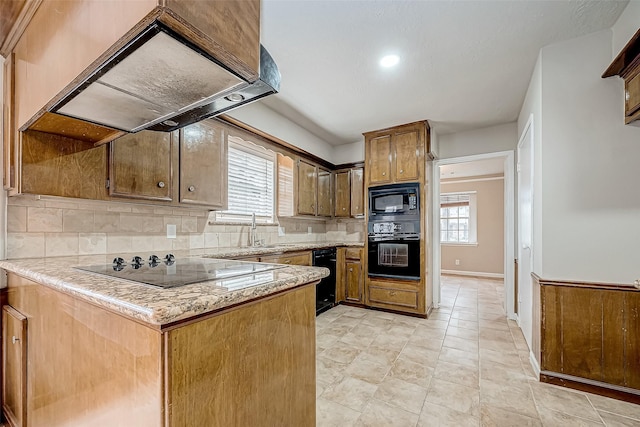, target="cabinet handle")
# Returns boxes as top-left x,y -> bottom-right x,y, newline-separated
188,186 -> 196,192
12,336 -> 19,344
157,181 -> 165,188
284,260 -> 291,264
389,291 -> 396,296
